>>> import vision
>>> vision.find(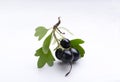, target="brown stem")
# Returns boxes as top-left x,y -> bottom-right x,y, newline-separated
56,28 -> 65,34
52,17 -> 61,49
65,62 -> 72,77
53,17 -> 61,29
53,30 -> 59,45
